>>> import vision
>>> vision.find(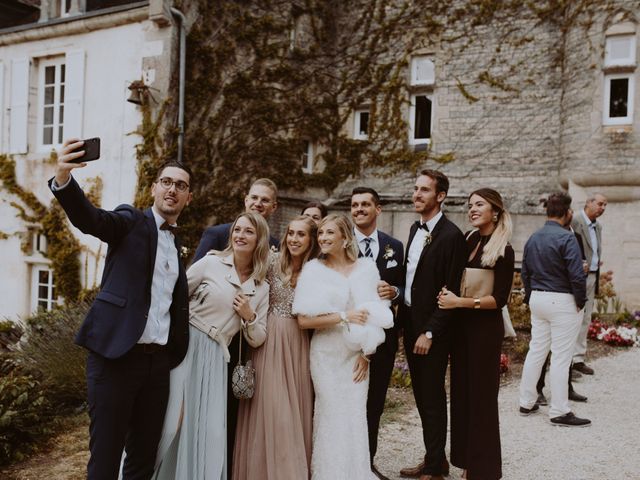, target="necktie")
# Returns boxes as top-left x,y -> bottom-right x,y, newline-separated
364,238 -> 373,258
160,222 -> 177,232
